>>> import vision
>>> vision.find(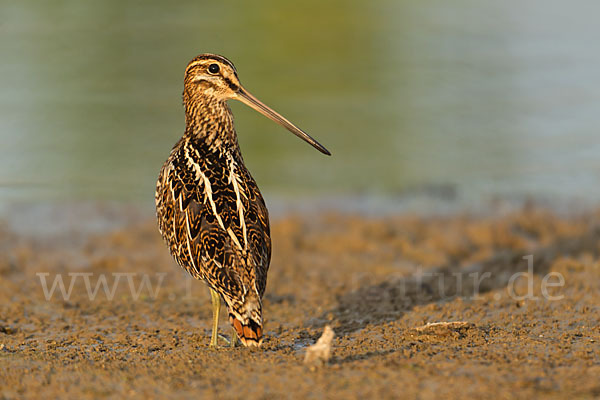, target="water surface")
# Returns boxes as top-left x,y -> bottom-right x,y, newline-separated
1,0 -> 599,211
